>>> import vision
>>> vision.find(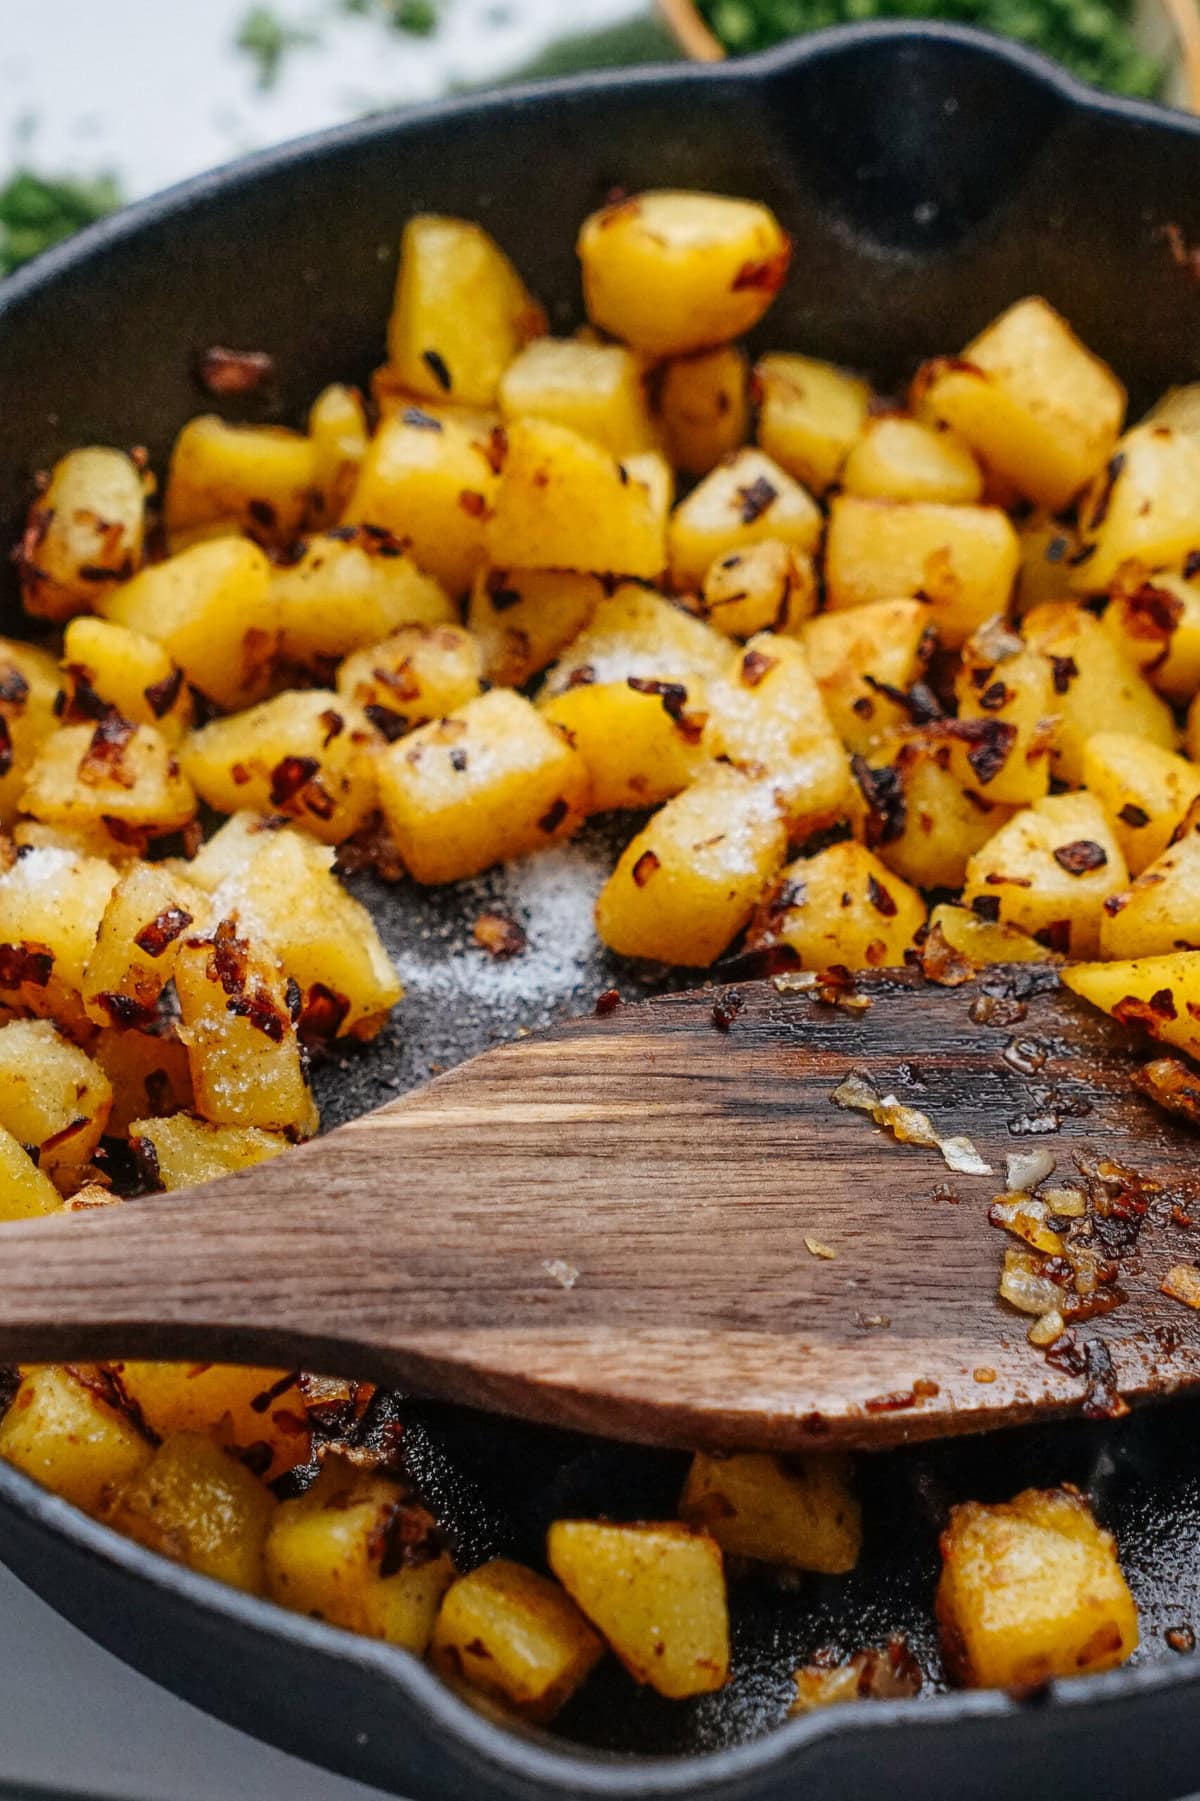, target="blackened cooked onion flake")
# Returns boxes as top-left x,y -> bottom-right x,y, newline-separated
270,754 -> 321,807
0,717 -> 11,779
632,849 -> 661,887
198,345 -> 276,397
135,906 -> 194,959
851,755 -> 906,847
1051,654 -> 1079,695
473,911 -> 527,960
422,348 -> 452,392
538,797 -> 569,834
1118,802 -> 1150,829
867,873 -> 898,918
79,714 -> 136,787
1053,839 -> 1108,876
0,942 -> 53,988
736,475 -> 777,525
711,987 -> 743,1032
